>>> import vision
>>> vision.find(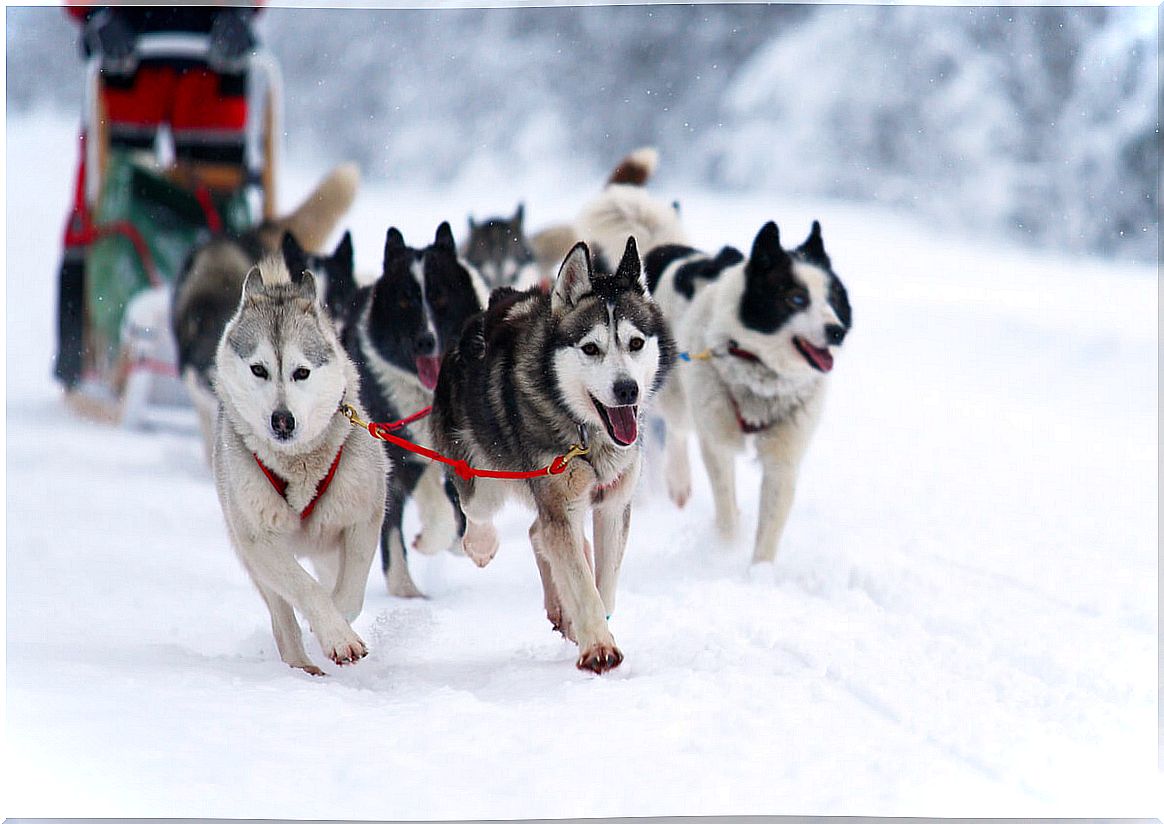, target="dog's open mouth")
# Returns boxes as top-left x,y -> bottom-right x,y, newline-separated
592,397 -> 639,447
415,355 -> 441,390
793,336 -> 834,373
